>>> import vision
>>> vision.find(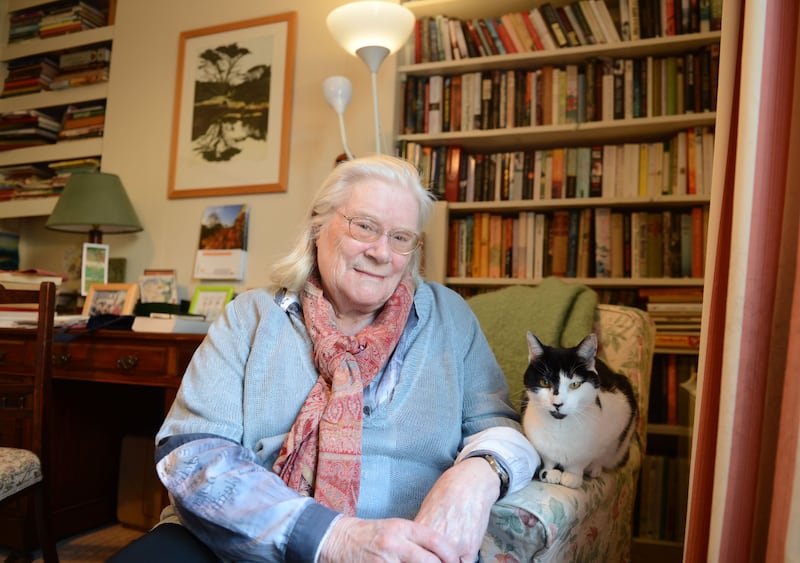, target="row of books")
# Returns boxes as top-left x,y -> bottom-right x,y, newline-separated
8,1 -> 107,43
404,0 -> 722,64
446,207 -> 707,281
400,46 -> 719,135
2,46 -> 111,98
397,127 -> 713,204
0,157 -> 100,200
635,453 -> 691,542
